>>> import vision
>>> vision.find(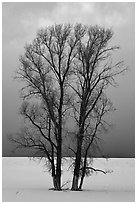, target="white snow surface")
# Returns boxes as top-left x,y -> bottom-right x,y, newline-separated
2,157 -> 135,202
